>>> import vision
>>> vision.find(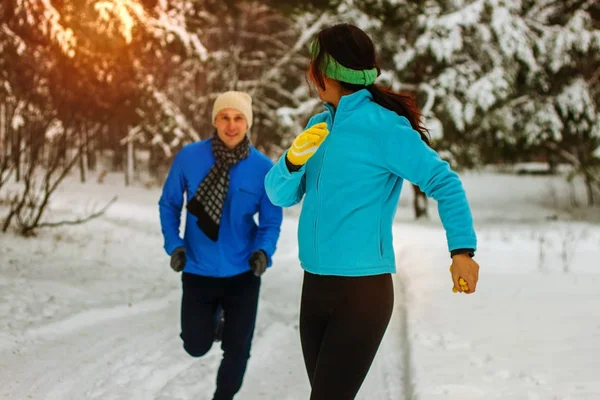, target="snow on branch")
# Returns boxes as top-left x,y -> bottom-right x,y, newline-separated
466,68 -> 511,112
250,12 -> 333,96
1,23 -> 27,55
94,0 -> 207,60
147,84 -> 201,147
240,31 -> 289,52
555,78 -> 599,139
35,196 -> 118,230
547,10 -> 600,73
14,0 -> 76,56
